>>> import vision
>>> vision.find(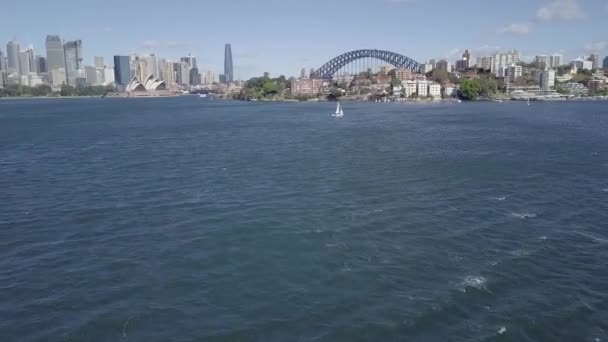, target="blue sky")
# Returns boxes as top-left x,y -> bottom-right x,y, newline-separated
1,0 -> 607,79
